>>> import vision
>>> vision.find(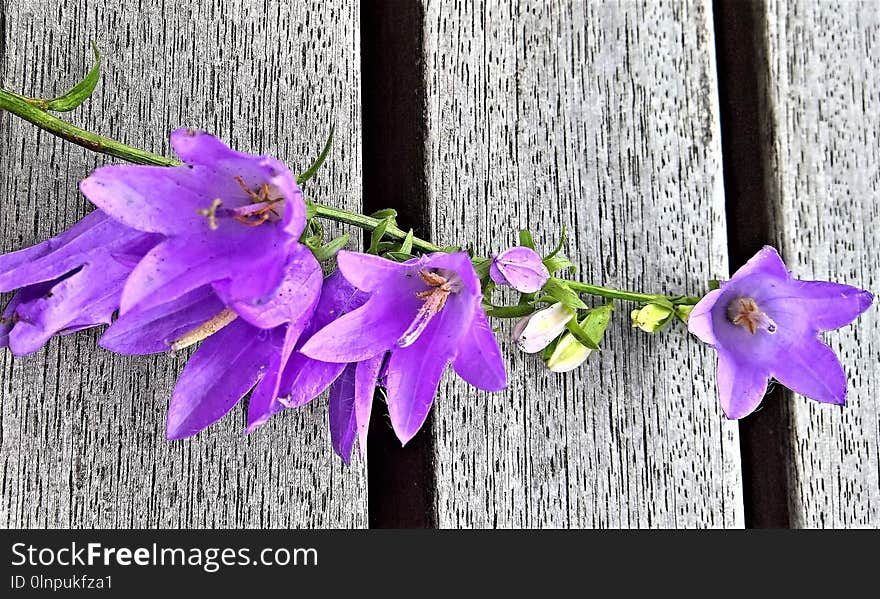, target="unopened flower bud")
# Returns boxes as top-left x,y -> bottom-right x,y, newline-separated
546,332 -> 592,372
516,302 -> 575,353
490,246 -> 550,294
674,304 -> 694,324
631,303 -> 674,333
